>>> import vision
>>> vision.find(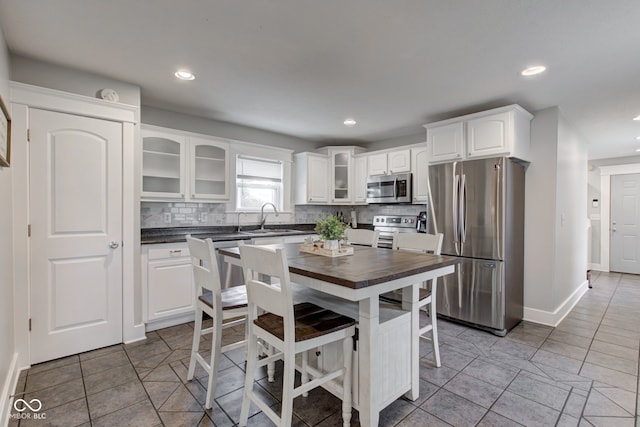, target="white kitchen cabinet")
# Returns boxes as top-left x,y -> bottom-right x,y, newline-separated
353,154 -> 368,204
141,128 -> 187,199
425,105 -> 533,164
330,149 -> 353,203
294,152 -> 329,204
411,146 -> 429,203
141,125 -> 230,202
367,149 -> 411,175
367,152 -> 388,176
189,136 -> 229,200
295,147 -> 365,205
142,242 -> 196,330
425,121 -> 464,163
